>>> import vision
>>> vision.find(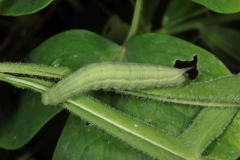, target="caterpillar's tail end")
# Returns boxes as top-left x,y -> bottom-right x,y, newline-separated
42,92 -> 50,106
180,67 -> 194,73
